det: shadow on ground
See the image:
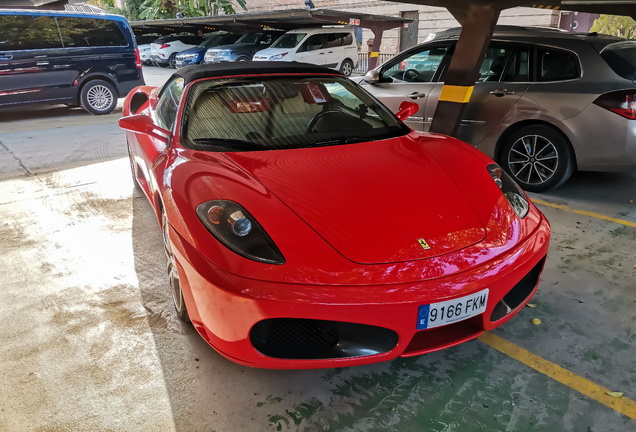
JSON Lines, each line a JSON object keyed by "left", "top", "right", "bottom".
{"left": 130, "top": 181, "right": 634, "bottom": 432}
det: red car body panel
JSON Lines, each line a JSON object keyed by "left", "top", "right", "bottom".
{"left": 121, "top": 70, "right": 551, "bottom": 369}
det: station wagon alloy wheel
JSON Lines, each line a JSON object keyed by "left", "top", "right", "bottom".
{"left": 501, "top": 124, "right": 574, "bottom": 193}
{"left": 508, "top": 135, "right": 559, "bottom": 186}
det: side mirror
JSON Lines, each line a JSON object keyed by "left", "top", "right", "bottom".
{"left": 119, "top": 114, "right": 171, "bottom": 144}
{"left": 396, "top": 101, "right": 419, "bottom": 121}
{"left": 123, "top": 85, "right": 156, "bottom": 116}
{"left": 363, "top": 69, "right": 380, "bottom": 84}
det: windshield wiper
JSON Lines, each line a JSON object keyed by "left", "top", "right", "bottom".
{"left": 303, "top": 136, "right": 367, "bottom": 148}
{"left": 193, "top": 138, "right": 264, "bottom": 151}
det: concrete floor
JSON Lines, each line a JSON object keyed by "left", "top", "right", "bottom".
{"left": 0, "top": 66, "right": 635, "bottom": 432}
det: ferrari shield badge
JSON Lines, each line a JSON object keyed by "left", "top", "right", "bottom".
{"left": 417, "top": 239, "right": 431, "bottom": 250}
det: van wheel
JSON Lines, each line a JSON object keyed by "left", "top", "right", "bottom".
{"left": 500, "top": 124, "right": 575, "bottom": 192}
{"left": 340, "top": 59, "right": 354, "bottom": 76}
{"left": 81, "top": 80, "right": 117, "bottom": 115}
{"left": 169, "top": 53, "right": 177, "bottom": 69}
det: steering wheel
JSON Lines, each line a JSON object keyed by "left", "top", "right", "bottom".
{"left": 306, "top": 110, "right": 343, "bottom": 133}
{"left": 403, "top": 69, "right": 421, "bottom": 82}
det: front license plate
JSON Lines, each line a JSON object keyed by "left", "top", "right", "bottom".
{"left": 417, "top": 289, "right": 489, "bottom": 330}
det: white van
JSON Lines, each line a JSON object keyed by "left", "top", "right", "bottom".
{"left": 253, "top": 27, "right": 358, "bottom": 76}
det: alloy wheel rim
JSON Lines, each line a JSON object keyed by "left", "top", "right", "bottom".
{"left": 342, "top": 62, "right": 352, "bottom": 76}
{"left": 508, "top": 135, "right": 559, "bottom": 185}
{"left": 86, "top": 85, "right": 113, "bottom": 111}
{"left": 163, "top": 214, "right": 183, "bottom": 313}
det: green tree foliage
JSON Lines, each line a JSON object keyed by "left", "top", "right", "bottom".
{"left": 137, "top": 0, "right": 246, "bottom": 20}
{"left": 590, "top": 14, "right": 636, "bottom": 39}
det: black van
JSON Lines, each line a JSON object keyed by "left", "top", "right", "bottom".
{"left": 0, "top": 10, "right": 145, "bottom": 115}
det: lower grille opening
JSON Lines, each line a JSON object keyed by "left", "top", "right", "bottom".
{"left": 250, "top": 318, "right": 398, "bottom": 360}
{"left": 490, "top": 256, "right": 546, "bottom": 322}
{"left": 402, "top": 315, "right": 483, "bottom": 357}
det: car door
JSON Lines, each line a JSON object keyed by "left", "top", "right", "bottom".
{"left": 324, "top": 32, "right": 345, "bottom": 69}
{"left": 456, "top": 43, "right": 531, "bottom": 145}
{"left": 133, "top": 77, "right": 184, "bottom": 194}
{"left": 0, "top": 13, "right": 65, "bottom": 106}
{"left": 295, "top": 34, "right": 327, "bottom": 65}
{"left": 361, "top": 43, "right": 450, "bottom": 131}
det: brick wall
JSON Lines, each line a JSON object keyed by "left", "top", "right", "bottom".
{"left": 236, "top": 1, "right": 561, "bottom": 54}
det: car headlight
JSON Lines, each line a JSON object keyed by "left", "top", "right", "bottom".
{"left": 487, "top": 164, "right": 529, "bottom": 218}
{"left": 196, "top": 200, "right": 284, "bottom": 264}
{"left": 269, "top": 52, "right": 288, "bottom": 60}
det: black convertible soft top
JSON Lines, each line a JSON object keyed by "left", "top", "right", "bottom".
{"left": 174, "top": 61, "right": 343, "bottom": 85}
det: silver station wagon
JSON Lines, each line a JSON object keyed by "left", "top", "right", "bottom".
{"left": 358, "top": 26, "right": 636, "bottom": 192}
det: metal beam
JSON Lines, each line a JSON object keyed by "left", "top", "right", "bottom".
{"left": 429, "top": 3, "right": 500, "bottom": 137}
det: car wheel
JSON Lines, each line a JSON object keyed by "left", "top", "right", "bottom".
{"left": 80, "top": 79, "right": 117, "bottom": 115}
{"left": 236, "top": 56, "right": 249, "bottom": 62}
{"left": 127, "top": 140, "right": 141, "bottom": 191}
{"left": 162, "top": 211, "right": 190, "bottom": 322}
{"left": 501, "top": 124, "right": 575, "bottom": 192}
{"left": 169, "top": 53, "right": 178, "bottom": 69}
{"left": 340, "top": 59, "right": 354, "bottom": 77}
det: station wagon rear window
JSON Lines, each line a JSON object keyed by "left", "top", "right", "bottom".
{"left": 601, "top": 42, "right": 636, "bottom": 81}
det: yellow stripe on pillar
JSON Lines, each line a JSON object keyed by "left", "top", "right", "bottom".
{"left": 370, "top": 52, "right": 379, "bottom": 58}
{"left": 439, "top": 85, "right": 474, "bottom": 103}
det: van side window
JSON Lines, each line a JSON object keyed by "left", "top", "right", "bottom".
{"left": 0, "top": 15, "right": 62, "bottom": 50}
{"left": 502, "top": 47, "right": 530, "bottom": 82}
{"left": 325, "top": 33, "right": 353, "bottom": 48}
{"left": 156, "top": 78, "right": 185, "bottom": 132}
{"left": 300, "top": 34, "right": 324, "bottom": 52}
{"left": 56, "top": 17, "right": 127, "bottom": 47}
{"left": 537, "top": 49, "right": 579, "bottom": 81}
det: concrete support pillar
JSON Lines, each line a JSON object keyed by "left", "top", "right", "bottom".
{"left": 429, "top": 3, "right": 500, "bottom": 137}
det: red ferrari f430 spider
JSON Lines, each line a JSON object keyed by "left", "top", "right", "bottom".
{"left": 119, "top": 62, "right": 550, "bottom": 369}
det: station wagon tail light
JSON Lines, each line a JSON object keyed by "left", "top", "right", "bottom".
{"left": 196, "top": 200, "right": 284, "bottom": 264}
{"left": 134, "top": 48, "right": 142, "bottom": 68}
{"left": 488, "top": 164, "right": 529, "bottom": 218}
{"left": 593, "top": 90, "right": 636, "bottom": 119}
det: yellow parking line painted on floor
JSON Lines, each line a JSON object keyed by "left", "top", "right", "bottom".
{"left": 532, "top": 198, "right": 636, "bottom": 228}
{"left": 478, "top": 332, "right": 636, "bottom": 419}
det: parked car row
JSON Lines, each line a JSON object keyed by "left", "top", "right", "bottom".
{"left": 136, "top": 27, "right": 358, "bottom": 76}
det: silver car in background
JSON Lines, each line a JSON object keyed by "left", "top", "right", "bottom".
{"left": 358, "top": 26, "right": 636, "bottom": 192}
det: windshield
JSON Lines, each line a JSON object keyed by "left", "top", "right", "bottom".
{"left": 601, "top": 42, "right": 636, "bottom": 81}
{"left": 199, "top": 36, "right": 221, "bottom": 48}
{"left": 182, "top": 76, "right": 409, "bottom": 152}
{"left": 235, "top": 32, "right": 262, "bottom": 45}
{"left": 271, "top": 33, "right": 306, "bottom": 49}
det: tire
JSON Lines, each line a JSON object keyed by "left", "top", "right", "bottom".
{"left": 169, "top": 53, "right": 177, "bottom": 69}
{"left": 80, "top": 79, "right": 117, "bottom": 115}
{"left": 162, "top": 211, "right": 190, "bottom": 322}
{"left": 500, "top": 124, "right": 575, "bottom": 192}
{"left": 127, "top": 140, "right": 141, "bottom": 191}
{"left": 236, "top": 56, "right": 249, "bottom": 62}
{"left": 340, "top": 59, "right": 354, "bottom": 77}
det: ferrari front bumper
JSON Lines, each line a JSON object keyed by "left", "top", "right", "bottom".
{"left": 169, "top": 215, "right": 551, "bottom": 369}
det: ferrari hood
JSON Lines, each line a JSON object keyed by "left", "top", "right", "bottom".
{"left": 224, "top": 136, "right": 486, "bottom": 264}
